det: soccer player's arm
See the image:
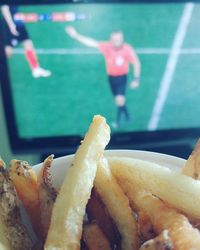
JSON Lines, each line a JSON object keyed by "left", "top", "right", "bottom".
{"left": 66, "top": 26, "right": 99, "bottom": 48}
{"left": 1, "top": 5, "right": 19, "bottom": 36}
{"left": 129, "top": 47, "right": 141, "bottom": 89}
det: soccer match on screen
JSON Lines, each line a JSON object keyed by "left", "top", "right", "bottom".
{"left": 1, "top": 3, "right": 199, "bottom": 139}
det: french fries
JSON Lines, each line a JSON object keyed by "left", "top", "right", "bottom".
{"left": 45, "top": 115, "right": 110, "bottom": 250}
{"left": 112, "top": 173, "right": 200, "bottom": 249}
{"left": 2, "top": 116, "right": 200, "bottom": 250}
{"left": 109, "top": 157, "right": 200, "bottom": 219}
{"left": 110, "top": 156, "right": 200, "bottom": 249}
{"left": 94, "top": 157, "right": 139, "bottom": 250}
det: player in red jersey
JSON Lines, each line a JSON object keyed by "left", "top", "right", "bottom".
{"left": 1, "top": 5, "right": 51, "bottom": 78}
{"left": 66, "top": 26, "right": 141, "bottom": 128}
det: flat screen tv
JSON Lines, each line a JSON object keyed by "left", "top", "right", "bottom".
{"left": 0, "top": 0, "right": 199, "bottom": 157}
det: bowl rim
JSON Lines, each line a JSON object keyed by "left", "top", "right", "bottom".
{"left": 33, "top": 149, "right": 186, "bottom": 173}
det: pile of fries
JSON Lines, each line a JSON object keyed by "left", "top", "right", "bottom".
{"left": 1, "top": 115, "right": 200, "bottom": 250}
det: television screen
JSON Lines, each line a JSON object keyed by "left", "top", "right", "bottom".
{"left": 0, "top": 1, "right": 199, "bottom": 154}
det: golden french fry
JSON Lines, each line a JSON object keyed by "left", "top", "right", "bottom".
{"left": 86, "top": 188, "right": 120, "bottom": 248}
{"left": 95, "top": 157, "right": 139, "bottom": 250}
{"left": 109, "top": 157, "right": 200, "bottom": 219}
{"left": 83, "top": 223, "right": 111, "bottom": 250}
{"left": 37, "top": 154, "right": 58, "bottom": 242}
{"left": 0, "top": 158, "right": 33, "bottom": 250}
{"left": 45, "top": 115, "right": 110, "bottom": 250}
{"left": 182, "top": 139, "right": 200, "bottom": 179}
{"left": 112, "top": 171, "right": 200, "bottom": 249}
{"left": 9, "top": 159, "right": 42, "bottom": 238}
{"left": 182, "top": 139, "right": 200, "bottom": 229}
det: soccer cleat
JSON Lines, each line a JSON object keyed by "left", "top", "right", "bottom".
{"left": 32, "top": 67, "right": 51, "bottom": 78}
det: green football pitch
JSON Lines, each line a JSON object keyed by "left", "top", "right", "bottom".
{"left": 7, "top": 2, "right": 200, "bottom": 138}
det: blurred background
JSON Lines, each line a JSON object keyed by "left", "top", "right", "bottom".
{"left": 0, "top": 0, "right": 199, "bottom": 165}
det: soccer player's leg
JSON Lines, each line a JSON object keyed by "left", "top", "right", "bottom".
{"left": 23, "top": 39, "right": 51, "bottom": 78}
{"left": 108, "top": 76, "right": 119, "bottom": 128}
{"left": 18, "top": 23, "right": 51, "bottom": 78}
{"left": 115, "top": 94, "right": 130, "bottom": 126}
{"left": 109, "top": 75, "right": 130, "bottom": 128}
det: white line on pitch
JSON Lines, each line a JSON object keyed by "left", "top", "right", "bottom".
{"left": 13, "top": 47, "right": 200, "bottom": 55}
{"left": 148, "top": 3, "right": 194, "bottom": 131}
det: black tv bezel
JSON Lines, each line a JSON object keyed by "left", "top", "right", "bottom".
{"left": 0, "top": 0, "right": 200, "bottom": 156}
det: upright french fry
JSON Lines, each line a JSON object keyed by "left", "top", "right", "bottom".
{"left": 95, "top": 157, "right": 139, "bottom": 250}
{"left": 9, "top": 160, "right": 42, "bottom": 238}
{"left": 45, "top": 115, "right": 110, "bottom": 250}
{"left": 182, "top": 139, "right": 200, "bottom": 179}
{"left": 109, "top": 157, "right": 200, "bottom": 219}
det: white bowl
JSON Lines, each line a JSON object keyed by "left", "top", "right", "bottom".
{"left": 33, "top": 150, "right": 186, "bottom": 189}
